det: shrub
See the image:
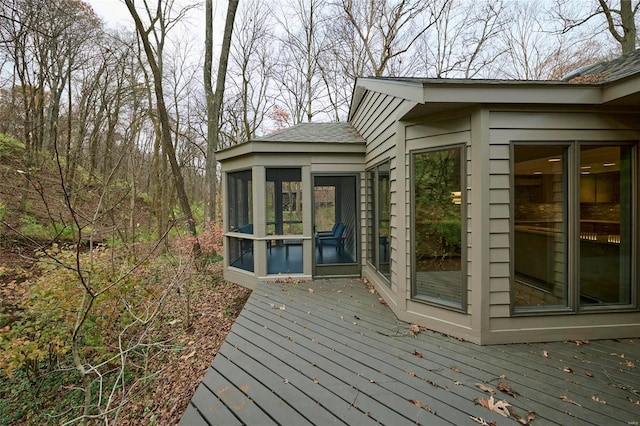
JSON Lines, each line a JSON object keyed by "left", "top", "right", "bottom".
{"left": 0, "top": 245, "right": 161, "bottom": 379}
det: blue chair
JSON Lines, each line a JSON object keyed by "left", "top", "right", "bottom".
{"left": 316, "top": 222, "right": 345, "bottom": 255}
{"left": 316, "top": 222, "right": 340, "bottom": 238}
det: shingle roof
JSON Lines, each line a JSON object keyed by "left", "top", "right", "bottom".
{"left": 563, "top": 48, "right": 640, "bottom": 83}
{"left": 255, "top": 122, "right": 365, "bottom": 143}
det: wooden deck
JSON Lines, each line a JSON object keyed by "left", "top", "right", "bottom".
{"left": 180, "top": 279, "right": 640, "bottom": 425}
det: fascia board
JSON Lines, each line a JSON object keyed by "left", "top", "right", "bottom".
{"left": 422, "top": 83, "right": 602, "bottom": 105}
{"left": 601, "top": 75, "right": 640, "bottom": 104}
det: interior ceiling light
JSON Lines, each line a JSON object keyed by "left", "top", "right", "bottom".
{"left": 548, "top": 158, "right": 561, "bottom": 162}
{"left": 581, "top": 165, "right": 591, "bottom": 169}
{"left": 603, "top": 162, "right": 616, "bottom": 167}
{"left": 533, "top": 171, "right": 542, "bottom": 175}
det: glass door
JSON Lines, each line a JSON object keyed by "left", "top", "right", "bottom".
{"left": 313, "top": 175, "right": 360, "bottom": 276}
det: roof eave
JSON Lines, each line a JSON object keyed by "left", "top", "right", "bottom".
{"left": 217, "top": 140, "right": 366, "bottom": 162}
{"left": 601, "top": 73, "right": 640, "bottom": 104}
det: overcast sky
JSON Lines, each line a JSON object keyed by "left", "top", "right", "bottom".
{"left": 85, "top": 0, "right": 226, "bottom": 45}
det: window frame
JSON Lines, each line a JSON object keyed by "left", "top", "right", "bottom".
{"left": 366, "top": 160, "right": 392, "bottom": 284}
{"left": 510, "top": 141, "right": 638, "bottom": 316}
{"left": 410, "top": 144, "right": 467, "bottom": 312}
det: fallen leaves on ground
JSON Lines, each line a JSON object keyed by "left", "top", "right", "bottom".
{"left": 511, "top": 408, "right": 535, "bottom": 425}
{"left": 591, "top": 396, "right": 607, "bottom": 404}
{"left": 474, "top": 395, "right": 511, "bottom": 417}
{"left": 469, "top": 415, "right": 497, "bottom": 425}
{"left": 584, "top": 370, "right": 594, "bottom": 377}
{"left": 450, "top": 365, "right": 461, "bottom": 373}
{"left": 560, "top": 395, "right": 581, "bottom": 406}
{"left": 412, "top": 349, "right": 423, "bottom": 358}
{"left": 410, "top": 324, "right": 420, "bottom": 336}
{"left": 308, "top": 288, "right": 314, "bottom": 293}
{"left": 543, "top": 350, "right": 549, "bottom": 358}
{"left": 563, "top": 366, "right": 574, "bottom": 374}
{"left": 475, "top": 383, "right": 496, "bottom": 394}
{"left": 497, "top": 382, "right": 520, "bottom": 397}
{"left": 409, "top": 399, "right": 432, "bottom": 412}
{"left": 378, "top": 297, "right": 388, "bottom": 306}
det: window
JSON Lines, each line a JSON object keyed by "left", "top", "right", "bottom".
{"left": 227, "top": 170, "right": 252, "bottom": 232}
{"left": 227, "top": 170, "right": 253, "bottom": 272}
{"left": 265, "top": 168, "right": 303, "bottom": 274}
{"left": 366, "top": 161, "right": 391, "bottom": 282}
{"left": 513, "top": 143, "right": 635, "bottom": 312}
{"left": 412, "top": 147, "right": 465, "bottom": 309}
{"left": 266, "top": 168, "right": 302, "bottom": 235}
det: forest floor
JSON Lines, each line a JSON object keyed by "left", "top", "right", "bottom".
{"left": 0, "top": 240, "right": 251, "bottom": 425}
{"left": 0, "top": 136, "right": 252, "bottom": 424}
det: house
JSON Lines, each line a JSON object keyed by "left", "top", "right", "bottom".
{"left": 217, "top": 49, "right": 640, "bottom": 344}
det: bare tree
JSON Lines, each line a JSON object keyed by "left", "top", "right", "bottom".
{"left": 124, "top": 0, "right": 201, "bottom": 257}
{"left": 497, "top": 0, "right": 601, "bottom": 80}
{"left": 417, "top": 0, "right": 507, "bottom": 78}
{"left": 554, "top": 0, "right": 639, "bottom": 54}
{"left": 204, "top": 0, "right": 239, "bottom": 223}
{"left": 272, "top": 0, "right": 333, "bottom": 124}
{"left": 332, "top": 0, "right": 446, "bottom": 78}
{"left": 225, "top": 0, "right": 274, "bottom": 141}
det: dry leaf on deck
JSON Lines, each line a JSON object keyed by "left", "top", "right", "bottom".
{"left": 563, "top": 366, "right": 574, "bottom": 374}
{"left": 475, "top": 383, "right": 496, "bottom": 394}
{"left": 378, "top": 297, "right": 388, "bottom": 306}
{"left": 450, "top": 365, "right": 461, "bottom": 373}
{"left": 476, "top": 395, "right": 511, "bottom": 417}
{"left": 410, "top": 324, "right": 420, "bottom": 336}
{"left": 308, "top": 288, "right": 314, "bottom": 293}
{"left": 584, "top": 370, "right": 594, "bottom": 377}
{"left": 560, "top": 395, "right": 581, "bottom": 406}
{"left": 412, "top": 349, "right": 423, "bottom": 358}
{"left": 497, "top": 382, "right": 520, "bottom": 397}
{"left": 511, "top": 408, "right": 535, "bottom": 425}
{"left": 591, "top": 396, "right": 606, "bottom": 404}
{"left": 469, "top": 416, "right": 496, "bottom": 426}
{"left": 279, "top": 304, "right": 286, "bottom": 311}
{"left": 409, "top": 399, "right": 422, "bottom": 408}
{"left": 543, "top": 350, "right": 549, "bottom": 358}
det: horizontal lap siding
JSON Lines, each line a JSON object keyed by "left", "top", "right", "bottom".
{"left": 351, "top": 91, "right": 410, "bottom": 295}
{"left": 488, "top": 124, "right": 512, "bottom": 318}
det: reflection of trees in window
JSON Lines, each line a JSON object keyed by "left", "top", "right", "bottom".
{"left": 413, "top": 146, "right": 464, "bottom": 309}
{"left": 414, "top": 148, "right": 462, "bottom": 263}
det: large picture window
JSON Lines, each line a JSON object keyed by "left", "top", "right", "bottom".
{"left": 412, "top": 146, "right": 465, "bottom": 309}
{"left": 513, "top": 143, "right": 635, "bottom": 312}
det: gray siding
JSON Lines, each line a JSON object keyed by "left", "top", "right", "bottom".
{"left": 351, "top": 91, "right": 416, "bottom": 298}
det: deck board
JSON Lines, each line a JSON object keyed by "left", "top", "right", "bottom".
{"left": 181, "top": 279, "right": 640, "bottom": 425}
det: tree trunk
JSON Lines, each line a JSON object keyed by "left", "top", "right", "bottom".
{"left": 125, "top": 0, "right": 201, "bottom": 258}
{"left": 205, "top": 0, "right": 240, "bottom": 223}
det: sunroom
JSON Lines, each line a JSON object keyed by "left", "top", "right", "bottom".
{"left": 218, "top": 123, "right": 365, "bottom": 287}
{"left": 220, "top": 49, "right": 640, "bottom": 344}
